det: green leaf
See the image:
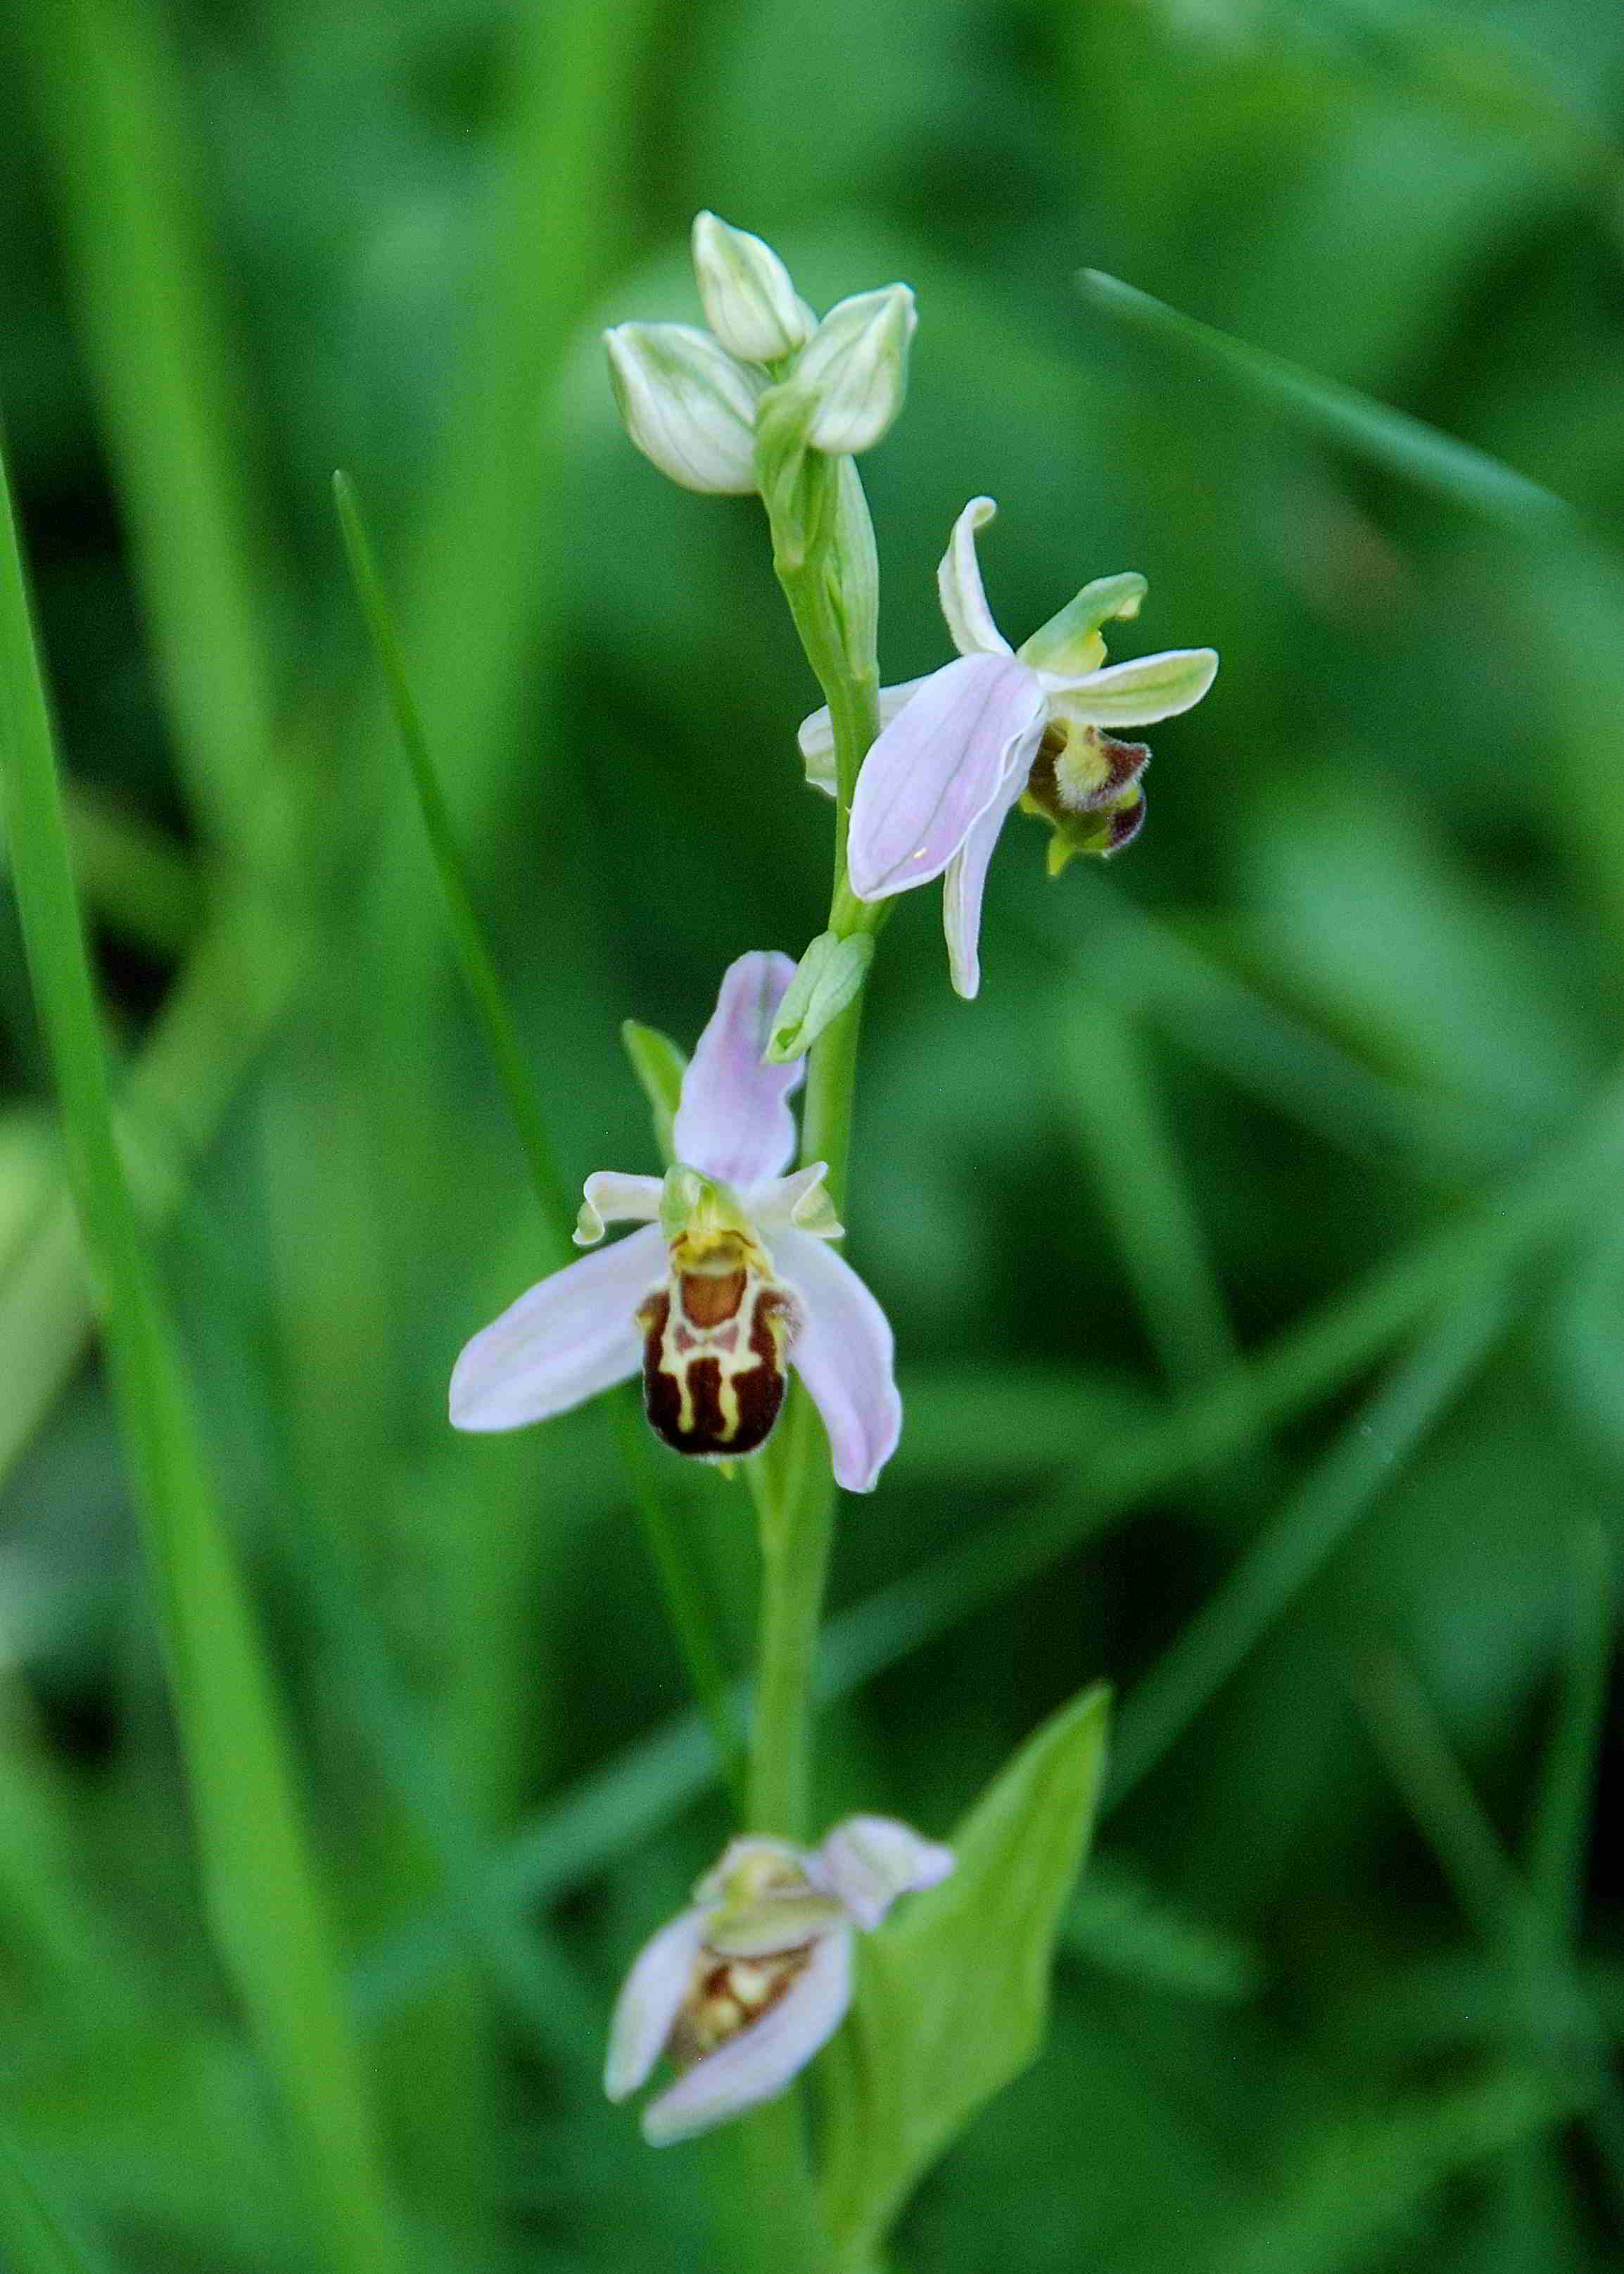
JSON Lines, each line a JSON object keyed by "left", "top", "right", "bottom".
{"left": 0, "top": 378, "right": 403, "bottom": 2274}
{"left": 818, "top": 1684, "right": 1111, "bottom": 2266}
{"left": 763, "top": 931, "right": 875, "bottom": 1063}
{"left": 621, "top": 1019, "right": 690, "bottom": 1165}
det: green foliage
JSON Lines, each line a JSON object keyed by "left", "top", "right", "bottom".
{"left": 819, "top": 1686, "right": 1110, "bottom": 2265}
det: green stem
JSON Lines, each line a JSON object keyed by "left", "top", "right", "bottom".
{"left": 747, "top": 463, "right": 884, "bottom": 1842}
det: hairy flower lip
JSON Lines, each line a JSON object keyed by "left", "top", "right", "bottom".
{"left": 448, "top": 952, "right": 901, "bottom": 1493}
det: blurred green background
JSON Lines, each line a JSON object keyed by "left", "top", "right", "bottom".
{"left": 4, "top": 0, "right": 1624, "bottom": 2267}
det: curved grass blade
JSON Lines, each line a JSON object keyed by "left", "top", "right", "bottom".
{"left": 0, "top": 2128, "right": 110, "bottom": 2274}
{"left": 1105, "top": 1284, "right": 1509, "bottom": 1807}
{"left": 1355, "top": 1650, "right": 1624, "bottom": 2216}
{"left": 1526, "top": 1520, "right": 1614, "bottom": 1951}
{"left": 333, "top": 471, "right": 743, "bottom": 1802}
{"left": 0, "top": 441, "right": 402, "bottom": 2274}
{"left": 23, "top": 0, "right": 288, "bottom": 864}
{"left": 1078, "top": 270, "right": 1581, "bottom": 543}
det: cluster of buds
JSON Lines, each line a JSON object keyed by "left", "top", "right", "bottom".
{"left": 604, "top": 214, "right": 915, "bottom": 495}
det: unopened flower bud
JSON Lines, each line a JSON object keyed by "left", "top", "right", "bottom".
{"left": 604, "top": 322, "right": 761, "bottom": 494}
{"left": 691, "top": 212, "right": 815, "bottom": 365}
{"left": 792, "top": 286, "right": 917, "bottom": 455}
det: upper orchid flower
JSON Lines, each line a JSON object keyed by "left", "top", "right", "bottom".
{"left": 606, "top": 1816, "right": 954, "bottom": 2144}
{"left": 800, "top": 498, "right": 1219, "bottom": 997}
{"left": 449, "top": 952, "right": 901, "bottom": 1493}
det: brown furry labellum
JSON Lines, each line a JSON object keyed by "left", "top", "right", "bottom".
{"left": 637, "top": 1232, "right": 797, "bottom": 1459}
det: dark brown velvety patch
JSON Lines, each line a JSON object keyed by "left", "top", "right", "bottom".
{"left": 641, "top": 1284, "right": 792, "bottom": 1458}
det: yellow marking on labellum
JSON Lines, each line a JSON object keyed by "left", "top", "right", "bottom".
{"left": 667, "top": 1945, "right": 813, "bottom": 2068}
{"left": 637, "top": 1226, "right": 798, "bottom": 1461}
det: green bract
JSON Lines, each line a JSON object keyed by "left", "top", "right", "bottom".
{"left": 819, "top": 1685, "right": 1112, "bottom": 2265}
{"left": 764, "top": 932, "right": 876, "bottom": 1063}
{"left": 620, "top": 1019, "right": 688, "bottom": 1165}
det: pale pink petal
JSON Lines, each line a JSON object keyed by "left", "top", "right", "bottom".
{"left": 799, "top": 678, "right": 930, "bottom": 797}
{"left": 814, "top": 1817, "right": 956, "bottom": 1931}
{"left": 937, "top": 496, "right": 1010, "bottom": 658}
{"left": 640, "top": 1929, "right": 854, "bottom": 2145}
{"left": 1055, "top": 647, "right": 1218, "bottom": 726}
{"left": 604, "top": 1906, "right": 710, "bottom": 2102}
{"left": 574, "top": 1170, "right": 664, "bottom": 1246}
{"left": 448, "top": 1224, "right": 664, "bottom": 1431}
{"left": 671, "top": 952, "right": 803, "bottom": 1186}
{"left": 846, "top": 653, "right": 1046, "bottom": 902}
{"left": 940, "top": 759, "right": 1029, "bottom": 1000}
{"left": 767, "top": 1230, "right": 900, "bottom": 1493}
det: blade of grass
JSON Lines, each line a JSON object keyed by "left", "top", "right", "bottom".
{"left": 355, "top": 0, "right": 667, "bottom": 1280}
{"left": 0, "top": 891, "right": 312, "bottom": 1494}
{"left": 1031, "top": 884, "right": 1506, "bottom": 1182}
{"left": 1525, "top": 1520, "right": 1614, "bottom": 1952}
{"left": 0, "top": 2128, "right": 109, "bottom": 2274}
{"left": 334, "top": 470, "right": 743, "bottom": 1800}
{"left": 1105, "top": 1286, "right": 1509, "bottom": 1807}
{"left": 356, "top": 1063, "right": 1624, "bottom": 2014}
{"left": 0, "top": 440, "right": 402, "bottom": 2274}
{"left": 1355, "top": 1650, "right": 1624, "bottom": 2216}
{"left": 1060, "top": 992, "right": 1247, "bottom": 1401}
{"left": 1078, "top": 270, "right": 1582, "bottom": 544}
{"left": 23, "top": 0, "right": 288, "bottom": 864}
{"left": 1205, "top": 2068, "right": 1561, "bottom": 2274}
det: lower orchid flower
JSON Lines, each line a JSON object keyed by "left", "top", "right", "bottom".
{"left": 448, "top": 951, "right": 901, "bottom": 1492}
{"left": 606, "top": 1817, "right": 954, "bottom": 2144}
{"left": 800, "top": 496, "right": 1219, "bottom": 997}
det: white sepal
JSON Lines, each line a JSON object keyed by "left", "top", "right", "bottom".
{"left": 604, "top": 322, "right": 762, "bottom": 494}
{"left": 792, "top": 286, "right": 917, "bottom": 455}
{"left": 692, "top": 212, "right": 815, "bottom": 365}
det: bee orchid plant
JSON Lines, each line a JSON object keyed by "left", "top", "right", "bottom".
{"left": 449, "top": 212, "right": 1214, "bottom": 2255}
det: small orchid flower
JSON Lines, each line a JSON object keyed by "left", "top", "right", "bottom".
{"left": 800, "top": 498, "right": 1219, "bottom": 997}
{"left": 606, "top": 1817, "right": 954, "bottom": 2144}
{"left": 449, "top": 952, "right": 901, "bottom": 1493}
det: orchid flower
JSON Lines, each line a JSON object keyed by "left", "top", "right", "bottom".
{"left": 606, "top": 1817, "right": 954, "bottom": 2144}
{"left": 449, "top": 952, "right": 900, "bottom": 1493}
{"left": 800, "top": 497, "right": 1219, "bottom": 997}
